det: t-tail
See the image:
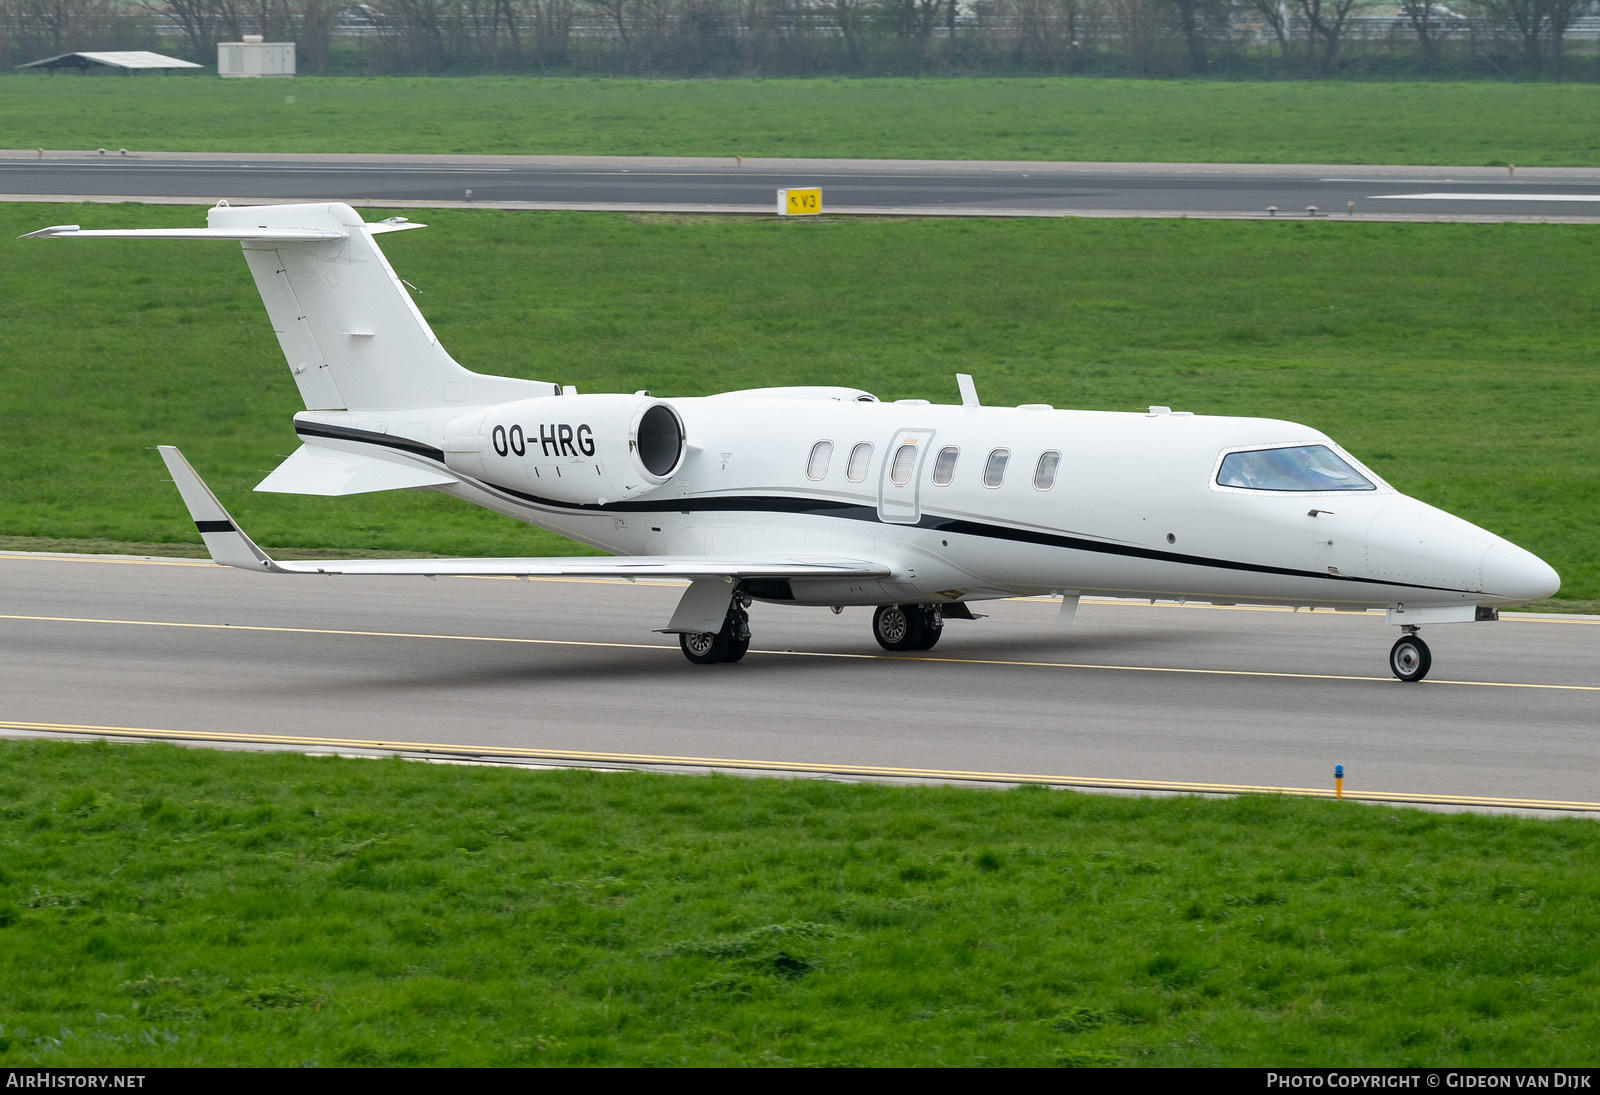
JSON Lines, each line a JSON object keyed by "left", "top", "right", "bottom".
{"left": 24, "top": 201, "right": 555, "bottom": 413}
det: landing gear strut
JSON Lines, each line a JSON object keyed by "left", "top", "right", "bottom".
{"left": 872, "top": 604, "right": 944, "bottom": 652}
{"left": 1389, "top": 626, "right": 1432, "bottom": 683}
{"left": 679, "top": 592, "right": 751, "bottom": 665}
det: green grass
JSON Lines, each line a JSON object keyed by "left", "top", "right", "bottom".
{"left": 4, "top": 76, "right": 1600, "bottom": 164}
{"left": 1, "top": 739, "right": 1598, "bottom": 1066}
{"left": 3, "top": 204, "right": 1595, "bottom": 599}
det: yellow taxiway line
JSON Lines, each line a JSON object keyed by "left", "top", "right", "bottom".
{"left": 3, "top": 611, "right": 1597, "bottom": 691}
{"left": 4, "top": 718, "right": 1597, "bottom": 814}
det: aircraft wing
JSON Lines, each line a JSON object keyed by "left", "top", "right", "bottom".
{"left": 159, "top": 446, "right": 892, "bottom": 581}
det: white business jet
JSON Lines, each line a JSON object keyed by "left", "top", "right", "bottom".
{"left": 26, "top": 202, "right": 1560, "bottom": 681}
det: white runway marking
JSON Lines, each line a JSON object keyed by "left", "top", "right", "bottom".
{"left": 1369, "top": 192, "right": 1600, "bottom": 202}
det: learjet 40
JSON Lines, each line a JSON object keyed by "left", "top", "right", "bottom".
{"left": 25, "top": 202, "right": 1560, "bottom": 680}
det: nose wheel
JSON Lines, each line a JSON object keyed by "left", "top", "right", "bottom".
{"left": 1389, "top": 630, "right": 1432, "bottom": 683}
{"left": 872, "top": 604, "right": 944, "bottom": 652}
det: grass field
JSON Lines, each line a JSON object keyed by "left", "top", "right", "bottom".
{"left": 1, "top": 739, "right": 1598, "bottom": 1066}
{"left": 4, "top": 76, "right": 1600, "bottom": 165}
{"left": 3, "top": 203, "right": 1595, "bottom": 601}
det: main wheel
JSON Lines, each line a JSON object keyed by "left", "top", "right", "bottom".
{"left": 872, "top": 604, "right": 926, "bottom": 652}
{"left": 1389, "top": 634, "right": 1432, "bottom": 683}
{"left": 680, "top": 629, "right": 729, "bottom": 665}
{"left": 913, "top": 607, "right": 944, "bottom": 650}
{"left": 723, "top": 633, "right": 750, "bottom": 663}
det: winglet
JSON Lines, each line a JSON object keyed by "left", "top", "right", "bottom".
{"left": 157, "top": 446, "right": 285, "bottom": 572}
{"left": 19, "top": 224, "right": 81, "bottom": 239}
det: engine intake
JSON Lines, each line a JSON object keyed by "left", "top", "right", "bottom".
{"left": 442, "top": 394, "right": 685, "bottom": 505}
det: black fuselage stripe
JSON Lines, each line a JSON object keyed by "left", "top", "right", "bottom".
{"left": 297, "top": 420, "right": 446, "bottom": 462}
{"left": 295, "top": 422, "right": 1473, "bottom": 595}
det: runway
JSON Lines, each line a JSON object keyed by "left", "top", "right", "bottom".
{"left": 5, "top": 151, "right": 1600, "bottom": 222}
{"left": 4, "top": 553, "right": 1596, "bottom": 813}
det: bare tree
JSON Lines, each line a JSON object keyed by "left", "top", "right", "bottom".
{"left": 882, "top": 0, "right": 954, "bottom": 49}
{"left": 295, "top": 0, "right": 337, "bottom": 71}
{"left": 1291, "top": 0, "right": 1360, "bottom": 74}
{"left": 9, "top": 0, "right": 127, "bottom": 56}
{"left": 140, "top": 0, "right": 224, "bottom": 58}
{"left": 1397, "top": 0, "right": 1445, "bottom": 74}
{"left": 996, "top": 0, "right": 1099, "bottom": 72}
{"left": 1157, "top": 0, "right": 1230, "bottom": 71}
{"left": 817, "top": 0, "right": 871, "bottom": 68}
{"left": 1108, "top": 0, "right": 1171, "bottom": 74}
{"left": 1478, "top": 0, "right": 1583, "bottom": 77}
{"left": 1241, "top": 0, "right": 1293, "bottom": 70}
{"left": 522, "top": 0, "right": 573, "bottom": 69}
{"left": 368, "top": 0, "right": 451, "bottom": 70}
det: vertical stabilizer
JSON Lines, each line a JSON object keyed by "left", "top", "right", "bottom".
{"left": 208, "top": 202, "right": 554, "bottom": 412}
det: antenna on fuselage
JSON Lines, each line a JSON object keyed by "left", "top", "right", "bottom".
{"left": 956, "top": 373, "right": 980, "bottom": 408}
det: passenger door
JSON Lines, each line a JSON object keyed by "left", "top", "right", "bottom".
{"left": 877, "top": 428, "right": 936, "bottom": 524}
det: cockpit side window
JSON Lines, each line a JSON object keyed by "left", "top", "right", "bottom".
{"left": 1216, "top": 445, "right": 1376, "bottom": 492}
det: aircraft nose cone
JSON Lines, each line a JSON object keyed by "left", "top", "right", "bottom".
{"left": 1481, "top": 544, "right": 1560, "bottom": 603}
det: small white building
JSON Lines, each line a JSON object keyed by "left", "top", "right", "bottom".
{"left": 17, "top": 51, "right": 203, "bottom": 74}
{"left": 218, "top": 36, "right": 295, "bottom": 77}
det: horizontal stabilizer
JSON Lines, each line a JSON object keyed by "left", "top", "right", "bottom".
{"left": 256, "top": 444, "right": 457, "bottom": 497}
{"left": 21, "top": 225, "right": 343, "bottom": 242}
{"left": 162, "top": 446, "right": 893, "bottom": 581}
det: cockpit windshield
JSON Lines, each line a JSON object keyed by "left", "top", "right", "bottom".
{"left": 1216, "top": 445, "right": 1376, "bottom": 492}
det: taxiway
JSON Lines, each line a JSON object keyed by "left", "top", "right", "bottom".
{"left": 4, "top": 553, "right": 1595, "bottom": 813}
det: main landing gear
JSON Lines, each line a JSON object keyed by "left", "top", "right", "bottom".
{"left": 1389, "top": 626, "right": 1432, "bottom": 683}
{"left": 679, "top": 594, "right": 751, "bottom": 665}
{"left": 681, "top": 599, "right": 950, "bottom": 664}
{"left": 872, "top": 604, "right": 945, "bottom": 652}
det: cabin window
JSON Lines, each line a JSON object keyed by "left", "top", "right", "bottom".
{"left": 1216, "top": 445, "right": 1376, "bottom": 492}
{"left": 890, "top": 444, "right": 918, "bottom": 485}
{"left": 846, "top": 443, "right": 873, "bottom": 483}
{"left": 983, "top": 448, "right": 1009, "bottom": 488}
{"left": 932, "top": 447, "right": 959, "bottom": 486}
{"left": 806, "top": 440, "right": 834, "bottom": 481}
{"left": 1034, "top": 451, "right": 1060, "bottom": 491}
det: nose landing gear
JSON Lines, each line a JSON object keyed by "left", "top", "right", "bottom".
{"left": 872, "top": 604, "right": 945, "bottom": 652}
{"left": 1389, "top": 626, "right": 1432, "bottom": 683}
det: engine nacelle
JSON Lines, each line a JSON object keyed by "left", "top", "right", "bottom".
{"left": 441, "top": 393, "right": 685, "bottom": 505}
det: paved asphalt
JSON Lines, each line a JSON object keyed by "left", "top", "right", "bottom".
{"left": 4, "top": 553, "right": 1595, "bottom": 812}
{"left": 6, "top": 151, "right": 1600, "bottom": 221}
{"left": 6, "top": 156, "right": 1595, "bottom": 811}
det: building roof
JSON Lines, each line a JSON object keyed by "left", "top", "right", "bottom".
{"left": 17, "top": 51, "right": 204, "bottom": 71}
